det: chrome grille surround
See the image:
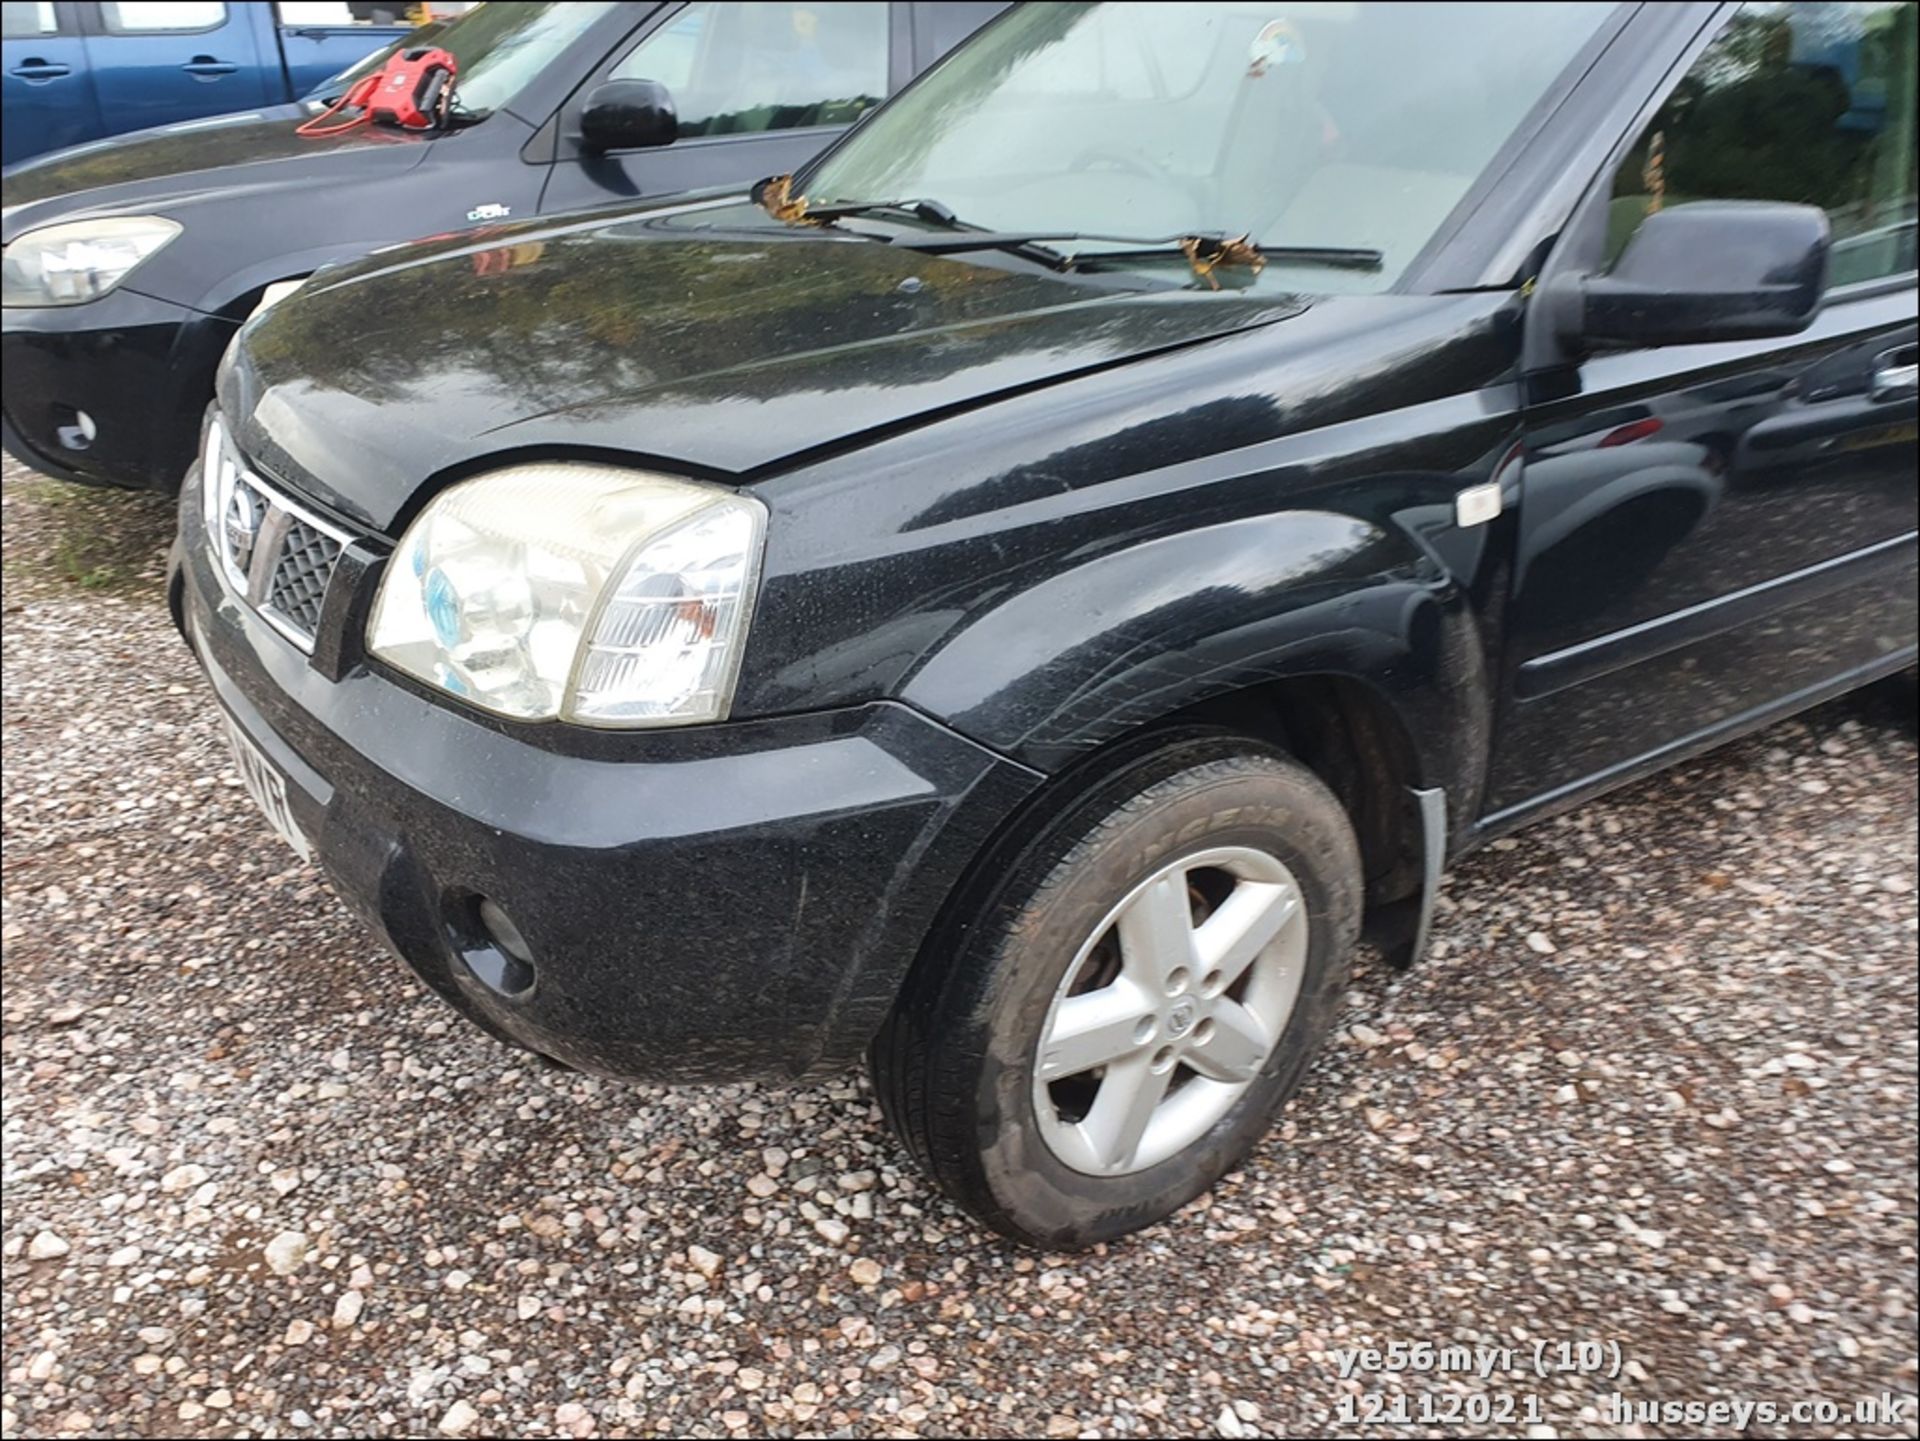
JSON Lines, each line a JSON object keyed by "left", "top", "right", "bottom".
{"left": 206, "top": 425, "right": 354, "bottom": 654}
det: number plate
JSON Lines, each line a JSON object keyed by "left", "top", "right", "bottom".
{"left": 223, "top": 717, "right": 312, "bottom": 862}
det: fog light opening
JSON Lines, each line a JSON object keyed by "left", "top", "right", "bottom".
{"left": 53, "top": 405, "right": 95, "bottom": 452}
{"left": 452, "top": 895, "right": 536, "bottom": 998}
{"left": 479, "top": 898, "right": 533, "bottom": 964}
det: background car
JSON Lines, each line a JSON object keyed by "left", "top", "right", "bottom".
{"left": 0, "top": 1, "right": 467, "bottom": 165}
{"left": 0, "top": 0, "right": 1009, "bottom": 492}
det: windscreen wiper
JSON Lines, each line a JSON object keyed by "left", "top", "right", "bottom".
{"left": 1073, "top": 235, "right": 1383, "bottom": 286}
{"left": 751, "top": 179, "right": 1382, "bottom": 285}
{"left": 805, "top": 196, "right": 967, "bottom": 227}
{"left": 751, "top": 180, "right": 962, "bottom": 230}
{"left": 752, "top": 180, "right": 1081, "bottom": 268}
{"left": 892, "top": 228, "right": 1382, "bottom": 287}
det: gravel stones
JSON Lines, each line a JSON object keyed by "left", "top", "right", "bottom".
{"left": 3, "top": 462, "right": 1916, "bottom": 1436}
{"left": 262, "top": 1232, "right": 308, "bottom": 1277}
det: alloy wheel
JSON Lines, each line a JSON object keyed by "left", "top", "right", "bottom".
{"left": 1031, "top": 845, "right": 1309, "bottom": 1175}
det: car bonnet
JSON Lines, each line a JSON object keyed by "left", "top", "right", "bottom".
{"left": 220, "top": 199, "right": 1310, "bottom": 532}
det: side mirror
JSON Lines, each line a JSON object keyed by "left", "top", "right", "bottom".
{"left": 1573, "top": 201, "right": 1829, "bottom": 347}
{"left": 579, "top": 78, "right": 677, "bottom": 153}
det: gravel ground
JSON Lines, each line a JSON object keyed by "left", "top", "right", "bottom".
{"left": 2, "top": 457, "right": 1916, "bottom": 1440}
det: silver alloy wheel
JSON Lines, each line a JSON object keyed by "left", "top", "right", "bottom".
{"left": 1031, "top": 845, "right": 1309, "bottom": 1176}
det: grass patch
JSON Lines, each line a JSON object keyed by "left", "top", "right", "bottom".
{"left": 1, "top": 467, "right": 176, "bottom": 602}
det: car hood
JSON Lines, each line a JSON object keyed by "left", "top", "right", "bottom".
{"left": 1, "top": 105, "right": 433, "bottom": 238}
{"left": 222, "top": 199, "right": 1309, "bottom": 532}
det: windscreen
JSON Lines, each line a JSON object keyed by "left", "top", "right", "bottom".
{"left": 807, "top": 1, "right": 1618, "bottom": 291}
{"left": 313, "top": 1, "right": 617, "bottom": 118}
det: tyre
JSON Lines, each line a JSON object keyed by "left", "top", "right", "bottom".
{"left": 872, "top": 735, "right": 1363, "bottom": 1248}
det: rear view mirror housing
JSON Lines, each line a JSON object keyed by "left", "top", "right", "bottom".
{"left": 579, "top": 78, "right": 677, "bottom": 153}
{"left": 1566, "top": 201, "right": 1830, "bottom": 348}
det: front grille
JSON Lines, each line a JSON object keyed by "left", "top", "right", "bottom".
{"left": 207, "top": 422, "right": 355, "bottom": 653}
{"left": 267, "top": 516, "right": 344, "bottom": 638}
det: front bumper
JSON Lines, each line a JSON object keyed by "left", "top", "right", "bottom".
{"left": 171, "top": 469, "right": 1041, "bottom": 1083}
{"left": 2, "top": 288, "right": 235, "bottom": 491}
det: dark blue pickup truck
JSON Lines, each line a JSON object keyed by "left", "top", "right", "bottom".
{"left": 0, "top": 2, "right": 461, "bottom": 166}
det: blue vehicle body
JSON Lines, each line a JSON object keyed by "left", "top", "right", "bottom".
{"left": 1, "top": 2, "right": 412, "bottom": 166}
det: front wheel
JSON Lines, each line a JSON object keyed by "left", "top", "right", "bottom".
{"left": 871, "top": 737, "right": 1362, "bottom": 1248}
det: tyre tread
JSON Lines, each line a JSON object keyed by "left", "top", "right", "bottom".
{"left": 872, "top": 737, "right": 1361, "bottom": 1245}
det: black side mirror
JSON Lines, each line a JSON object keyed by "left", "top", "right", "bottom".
{"left": 579, "top": 78, "right": 677, "bottom": 153}
{"left": 1573, "top": 201, "right": 1829, "bottom": 347}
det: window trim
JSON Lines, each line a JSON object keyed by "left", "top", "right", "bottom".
{"left": 644, "top": 119, "right": 856, "bottom": 153}
{"left": 908, "top": 0, "right": 1003, "bottom": 74}
{"left": 1825, "top": 268, "right": 1920, "bottom": 307}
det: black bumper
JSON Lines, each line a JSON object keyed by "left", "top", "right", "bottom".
{"left": 2, "top": 288, "right": 235, "bottom": 491}
{"left": 171, "top": 473, "right": 1041, "bottom": 1083}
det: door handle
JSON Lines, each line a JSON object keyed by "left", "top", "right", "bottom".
{"left": 181, "top": 57, "right": 238, "bottom": 77}
{"left": 10, "top": 60, "right": 72, "bottom": 80}
{"left": 1871, "top": 348, "right": 1918, "bottom": 402}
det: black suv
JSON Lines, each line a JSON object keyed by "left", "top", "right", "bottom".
{"left": 173, "top": 0, "right": 1918, "bottom": 1247}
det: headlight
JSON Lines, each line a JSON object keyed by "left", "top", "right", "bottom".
{"left": 200, "top": 413, "right": 232, "bottom": 530}
{"left": 198, "top": 413, "right": 249, "bottom": 587}
{"left": 367, "top": 463, "right": 766, "bottom": 728}
{"left": 1, "top": 216, "right": 182, "bottom": 307}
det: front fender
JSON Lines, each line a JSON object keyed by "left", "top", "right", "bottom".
{"left": 898, "top": 508, "right": 1491, "bottom": 811}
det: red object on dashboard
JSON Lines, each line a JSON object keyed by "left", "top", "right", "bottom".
{"left": 297, "top": 47, "right": 457, "bottom": 138}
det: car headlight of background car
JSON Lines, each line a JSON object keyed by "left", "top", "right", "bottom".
{"left": 367, "top": 463, "right": 767, "bottom": 728}
{"left": 1, "top": 216, "right": 182, "bottom": 307}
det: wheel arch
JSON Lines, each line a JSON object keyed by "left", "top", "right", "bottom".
{"left": 896, "top": 664, "right": 1468, "bottom": 1052}
{"left": 896, "top": 509, "right": 1492, "bottom": 854}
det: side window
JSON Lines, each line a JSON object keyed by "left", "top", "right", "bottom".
{"left": 1, "top": 1, "right": 59, "bottom": 38}
{"left": 99, "top": 2, "right": 228, "bottom": 33}
{"left": 1609, "top": 1, "right": 1918, "bottom": 287}
{"left": 612, "top": 1, "right": 889, "bottom": 140}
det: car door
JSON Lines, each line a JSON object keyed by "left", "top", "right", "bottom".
{"left": 2, "top": 0, "right": 98, "bottom": 162}
{"left": 79, "top": 0, "right": 272, "bottom": 138}
{"left": 535, "top": 0, "right": 905, "bottom": 215}
{"left": 1487, "top": 0, "right": 1919, "bottom": 820}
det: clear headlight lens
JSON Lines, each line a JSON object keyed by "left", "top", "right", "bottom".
{"left": 200, "top": 414, "right": 232, "bottom": 528}
{"left": 1, "top": 216, "right": 182, "bottom": 307}
{"left": 198, "top": 414, "right": 256, "bottom": 592}
{"left": 367, "top": 463, "right": 766, "bottom": 728}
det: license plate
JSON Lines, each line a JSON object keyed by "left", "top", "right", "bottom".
{"left": 223, "top": 717, "right": 313, "bottom": 863}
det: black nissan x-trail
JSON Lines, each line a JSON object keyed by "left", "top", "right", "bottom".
{"left": 174, "top": 0, "right": 1920, "bottom": 1245}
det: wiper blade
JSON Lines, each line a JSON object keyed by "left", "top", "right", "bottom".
{"left": 1075, "top": 237, "right": 1384, "bottom": 282}
{"left": 747, "top": 179, "right": 1382, "bottom": 285}
{"left": 752, "top": 178, "right": 965, "bottom": 230}
{"left": 750, "top": 180, "right": 1078, "bottom": 267}
{"left": 892, "top": 229, "right": 1381, "bottom": 287}
{"left": 806, "top": 196, "right": 964, "bottom": 227}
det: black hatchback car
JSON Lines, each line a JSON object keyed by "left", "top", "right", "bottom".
{"left": 1, "top": 0, "right": 1004, "bottom": 492}
{"left": 174, "top": 0, "right": 1918, "bottom": 1247}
